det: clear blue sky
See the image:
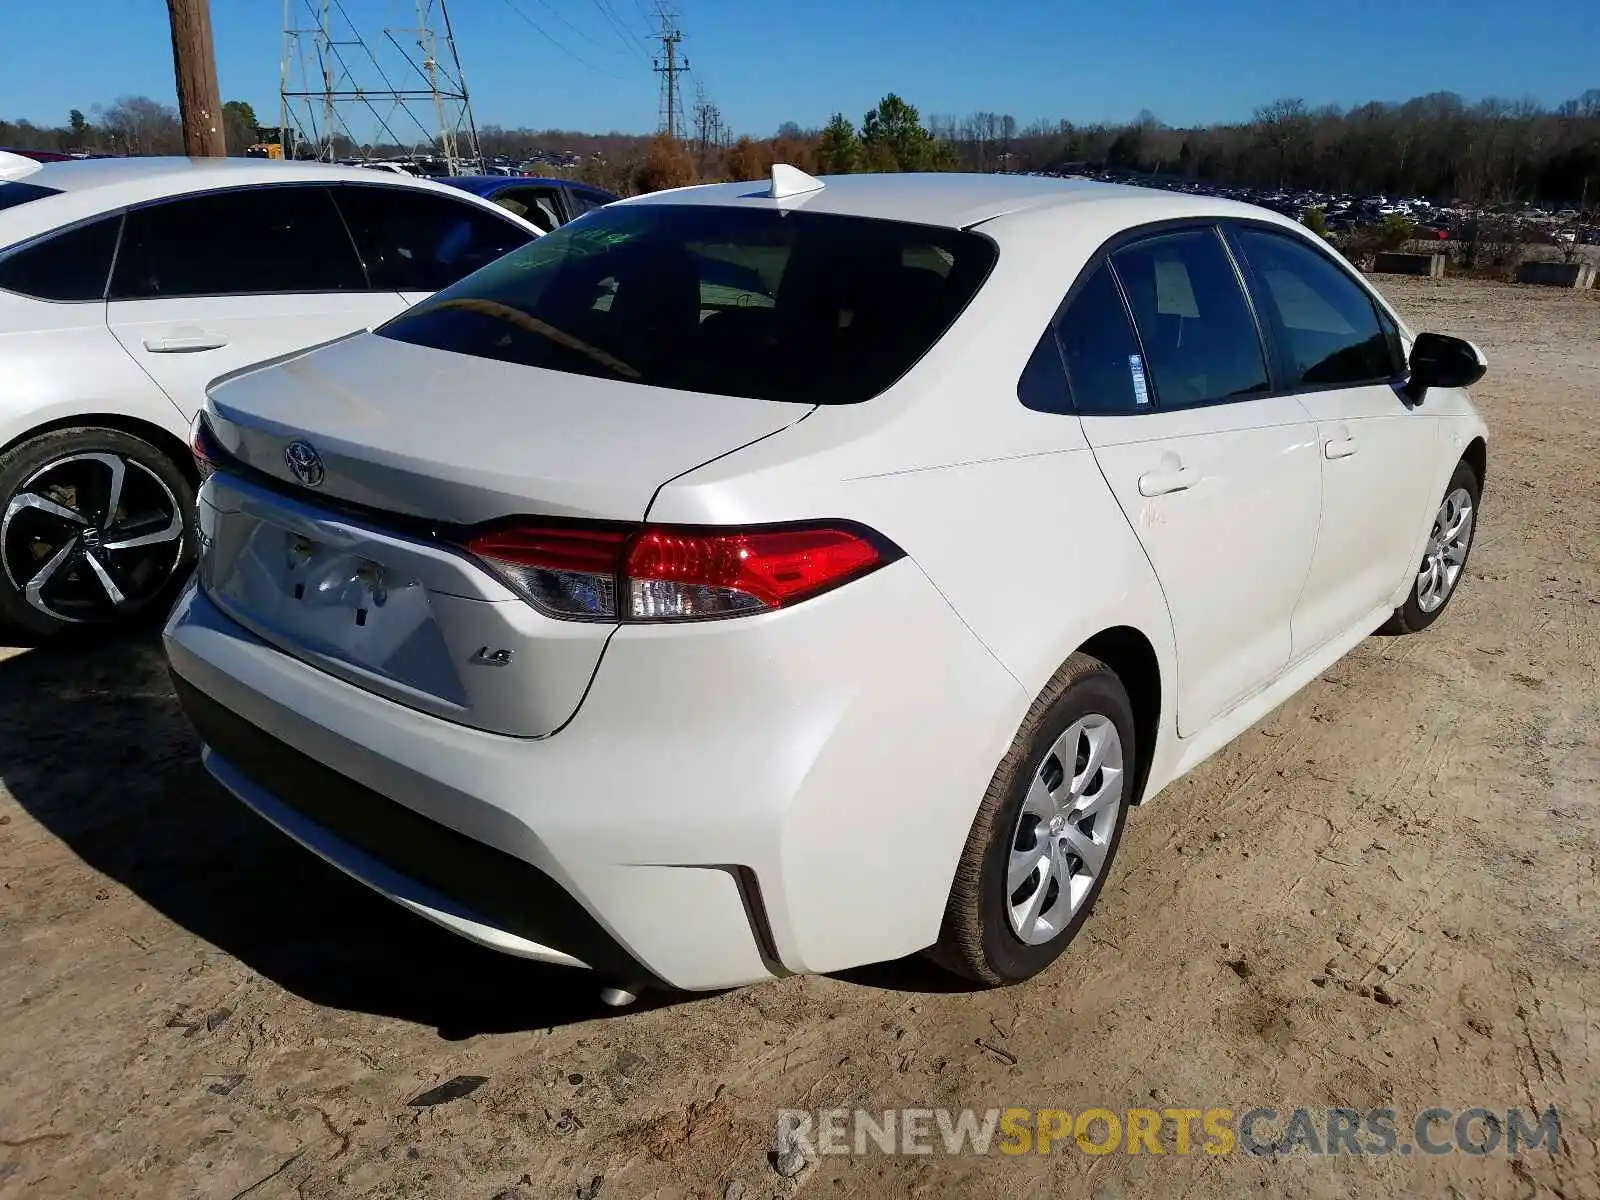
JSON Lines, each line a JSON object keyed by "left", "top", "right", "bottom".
{"left": 8, "top": 0, "right": 1599, "bottom": 137}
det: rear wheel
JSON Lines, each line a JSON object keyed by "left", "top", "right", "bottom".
{"left": 0, "top": 427, "right": 194, "bottom": 641}
{"left": 933, "top": 653, "right": 1135, "bottom": 986}
{"left": 1381, "top": 459, "right": 1479, "bottom": 635}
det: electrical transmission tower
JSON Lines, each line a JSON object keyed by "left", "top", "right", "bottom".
{"left": 279, "top": 0, "right": 481, "bottom": 174}
{"left": 651, "top": 4, "right": 689, "bottom": 142}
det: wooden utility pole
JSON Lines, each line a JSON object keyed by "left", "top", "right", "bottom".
{"left": 167, "top": 0, "right": 227, "bottom": 156}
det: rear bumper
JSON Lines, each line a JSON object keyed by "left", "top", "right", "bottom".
{"left": 164, "top": 562, "right": 1027, "bottom": 990}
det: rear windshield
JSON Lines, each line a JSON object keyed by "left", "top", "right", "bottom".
{"left": 0, "top": 182, "right": 62, "bottom": 214}
{"left": 377, "top": 204, "right": 997, "bottom": 404}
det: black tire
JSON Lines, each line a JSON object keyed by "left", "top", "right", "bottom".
{"left": 932, "top": 653, "right": 1136, "bottom": 986}
{"left": 0, "top": 426, "right": 195, "bottom": 641}
{"left": 1380, "top": 459, "right": 1480, "bottom": 636}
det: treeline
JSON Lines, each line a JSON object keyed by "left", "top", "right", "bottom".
{"left": 7, "top": 86, "right": 1600, "bottom": 206}
{"left": 1, "top": 97, "right": 262, "bottom": 158}
{"left": 594, "top": 88, "right": 1600, "bottom": 206}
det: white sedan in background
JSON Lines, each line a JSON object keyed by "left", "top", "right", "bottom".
{"left": 166, "top": 168, "right": 1487, "bottom": 1000}
{"left": 0, "top": 153, "right": 541, "bottom": 638}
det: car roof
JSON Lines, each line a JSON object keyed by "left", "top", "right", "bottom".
{"left": 0, "top": 156, "right": 543, "bottom": 246}
{"left": 619, "top": 171, "right": 1285, "bottom": 230}
{"left": 445, "top": 174, "right": 567, "bottom": 194}
{"left": 444, "top": 175, "right": 616, "bottom": 200}
{"left": 16, "top": 155, "right": 459, "bottom": 195}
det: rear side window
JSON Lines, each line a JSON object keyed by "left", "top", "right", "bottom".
{"left": 111, "top": 186, "right": 364, "bottom": 299}
{"left": 0, "top": 216, "right": 120, "bottom": 301}
{"left": 334, "top": 186, "right": 534, "bottom": 291}
{"left": 1053, "top": 262, "right": 1145, "bottom": 414}
{"left": 1111, "top": 228, "right": 1269, "bottom": 408}
{"left": 1017, "top": 330, "right": 1071, "bottom": 414}
{"left": 0, "top": 182, "right": 63, "bottom": 212}
{"left": 489, "top": 186, "right": 564, "bottom": 233}
{"left": 568, "top": 188, "right": 609, "bottom": 216}
{"left": 1232, "top": 227, "right": 1398, "bottom": 386}
{"left": 378, "top": 205, "right": 997, "bottom": 404}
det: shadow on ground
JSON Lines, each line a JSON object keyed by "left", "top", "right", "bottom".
{"left": 0, "top": 634, "right": 695, "bottom": 1038}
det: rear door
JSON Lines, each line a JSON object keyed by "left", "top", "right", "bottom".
{"left": 331, "top": 184, "right": 537, "bottom": 309}
{"left": 106, "top": 185, "right": 400, "bottom": 421}
{"left": 1225, "top": 224, "right": 1439, "bottom": 654}
{"left": 1066, "top": 226, "right": 1322, "bottom": 736}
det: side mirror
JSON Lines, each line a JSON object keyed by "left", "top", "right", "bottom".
{"left": 1403, "top": 332, "right": 1487, "bottom": 404}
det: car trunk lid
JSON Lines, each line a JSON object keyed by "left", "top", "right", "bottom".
{"left": 205, "top": 331, "right": 811, "bottom": 526}
{"left": 197, "top": 332, "right": 811, "bottom": 736}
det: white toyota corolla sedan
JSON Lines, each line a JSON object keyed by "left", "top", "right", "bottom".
{"left": 0, "top": 153, "right": 541, "bottom": 639}
{"left": 165, "top": 168, "right": 1488, "bottom": 1000}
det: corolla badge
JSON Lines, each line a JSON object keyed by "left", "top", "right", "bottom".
{"left": 284, "top": 439, "right": 325, "bottom": 488}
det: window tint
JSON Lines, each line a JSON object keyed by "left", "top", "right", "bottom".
{"left": 1234, "top": 228, "right": 1398, "bottom": 386}
{"left": 0, "top": 216, "right": 120, "bottom": 301}
{"left": 1053, "top": 262, "right": 1146, "bottom": 414}
{"left": 378, "top": 205, "right": 996, "bottom": 404}
{"left": 334, "top": 186, "right": 534, "bottom": 291}
{"left": 1017, "top": 329, "right": 1071, "bottom": 414}
{"left": 568, "top": 188, "right": 608, "bottom": 216}
{"left": 1111, "top": 228, "right": 1269, "bottom": 408}
{"left": 0, "top": 182, "right": 63, "bottom": 212}
{"left": 111, "top": 186, "right": 363, "bottom": 299}
{"left": 490, "top": 186, "right": 565, "bottom": 233}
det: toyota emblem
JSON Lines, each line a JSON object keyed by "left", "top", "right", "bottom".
{"left": 284, "top": 439, "right": 325, "bottom": 488}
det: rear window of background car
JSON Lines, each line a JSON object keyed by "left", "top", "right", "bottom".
{"left": 376, "top": 205, "right": 998, "bottom": 405}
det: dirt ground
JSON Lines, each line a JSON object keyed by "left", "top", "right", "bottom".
{"left": 2, "top": 275, "right": 1597, "bottom": 1200}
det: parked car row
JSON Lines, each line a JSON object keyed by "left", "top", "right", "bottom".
{"left": 0, "top": 152, "right": 613, "bottom": 638}
{"left": 1051, "top": 167, "right": 1597, "bottom": 243}
{"left": 4, "top": 157, "right": 1490, "bottom": 1004}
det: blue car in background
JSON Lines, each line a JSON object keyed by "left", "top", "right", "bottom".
{"left": 440, "top": 175, "right": 617, "bottom": 233}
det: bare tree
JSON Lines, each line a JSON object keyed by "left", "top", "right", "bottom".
{"left": 96, "top": 95, "right": 182, "bottom": 155}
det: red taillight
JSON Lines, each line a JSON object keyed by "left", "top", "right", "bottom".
{"left": 189, "top": 411, "right": 220, "bottom": 480}
{"left": 463, "top": 521, "right": 893, "bottom": 622}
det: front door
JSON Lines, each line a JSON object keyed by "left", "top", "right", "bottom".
{"left": 1224, "top": 224, "right": 1441, "bottom": 655}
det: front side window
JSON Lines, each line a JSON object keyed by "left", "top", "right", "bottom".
{"left": 111, "top": 186, "right": 363, "bottom": 299}
{"left": 334, "top": 186, "right": 534, "bottom": 291}
{"left": 1233, "top": 227, "right": 1397, "bottom": 386}
{"left": 0, "top": 215, "right": 121, "bottom": 301}
{"left": 1111, "top": 228, "right": 1269, "bottom": 408}
{"left": 378, "top": 205, "right": 997, "bottom": 404}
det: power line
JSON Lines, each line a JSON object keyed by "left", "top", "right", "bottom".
{"left": 495, "top": 0, "right": 628, "bottom": 81}
{"left": 590, "top": 0, "right": 651, "bottom": 62}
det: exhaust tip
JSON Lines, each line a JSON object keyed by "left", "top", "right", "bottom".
{"left": 599, "top": 984, "right": 640, "bottom": 1008}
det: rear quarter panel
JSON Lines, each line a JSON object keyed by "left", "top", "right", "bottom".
{"left": 648, "top": 199, "right": 1182, "bottom": 795}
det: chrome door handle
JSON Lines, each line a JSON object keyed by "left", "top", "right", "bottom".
{"left": 143, "top": 333, "right": 229, "bottom": 353}
{"left": 1138, "top": 465, "right": 1195, "bottom": 497}
{"left": 1324, "top": 436, "right": 1357, "bottom": 460}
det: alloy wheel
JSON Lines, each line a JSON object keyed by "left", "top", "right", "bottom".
{"left": 1417, "top": 486, "right": 1474, "bottom": 614}
{"left": 1005, "top": 713, "right": 1125, "bottom": 945}
{"left": 0, "top": 451, "right": 185, "bottom": 624}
